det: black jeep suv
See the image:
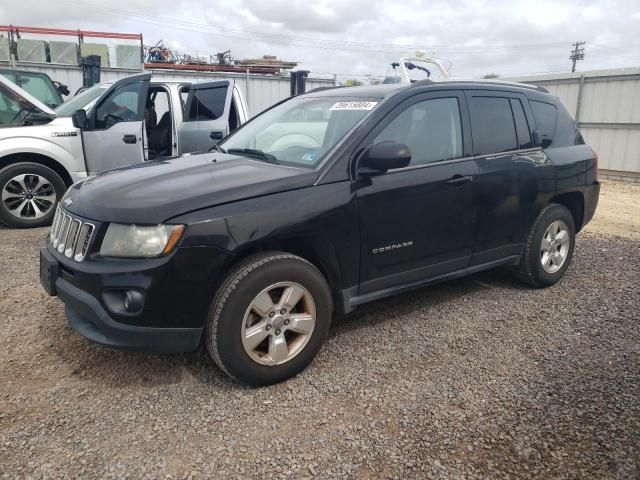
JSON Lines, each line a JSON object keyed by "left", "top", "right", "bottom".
{"left": 40, "top": 80, "right": 599, "bottom": 385}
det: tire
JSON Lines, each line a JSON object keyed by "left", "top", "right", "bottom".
{"left": 0, "top": 162, "right": 66, "bottom": 228}
{"left": 205, "top": 252, "right": 332, "bottom": 386}
{"left": 512, "top": 204, "right": 576, "bottom": 288}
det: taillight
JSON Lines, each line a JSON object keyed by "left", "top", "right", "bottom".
{"left": 590, "top": 147, "right": 598, "bottom": 181}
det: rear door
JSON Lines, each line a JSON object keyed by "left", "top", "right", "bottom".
{"left": 82, "top": 73, "right": 151, "bottom": 174}
{"left": 178, "top": 80, "right": 234, "bottom": 154}
{"left": 466, "top": 90, "right": 549, "bottom": 264}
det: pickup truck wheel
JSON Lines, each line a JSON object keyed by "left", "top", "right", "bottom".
{"left": 205, "top": 252, "right": 332, "bottom": 386}
{"left": 512, "top": 204, "right": 575, "bottom": 287}
{"left": 0, "top": 163, "right": 65, "bottom": 228}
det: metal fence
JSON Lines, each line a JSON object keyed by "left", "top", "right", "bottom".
{"left": 508, "top": 67, "right": 640, "bottom": 181}
{"left": 0, "top": 61, "right": 336, "bottom": 116}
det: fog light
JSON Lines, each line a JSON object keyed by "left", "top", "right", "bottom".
{"left": 102, "top": 289, "right": 145, "bottom": 315}
{"left": 124, "top": 290, "right": 144, "bottom": 313}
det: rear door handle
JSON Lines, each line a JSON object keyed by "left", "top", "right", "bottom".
{"left": 122, "top": 134, "right": 137, "bottom": 144}
{"left": 447, "top": 174, "right": 474, "bottom": 186}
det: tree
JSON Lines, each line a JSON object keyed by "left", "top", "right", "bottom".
{"left": 483, "top": 73, "right": 499, "bottom": 79}
{"left": 343, "top": 79, "right": 364, "bottom": 87}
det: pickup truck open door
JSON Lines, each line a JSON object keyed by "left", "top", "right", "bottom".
{"left": 178, "top": 80, "right": 235, "bottom": 154}
{"left": 81, "top": 73, "right": 151, "bottom": 174}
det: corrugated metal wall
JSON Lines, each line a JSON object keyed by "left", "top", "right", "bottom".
{"left": 0, "top": 62, "right": 335, "bottom": 116}
{"left": 508, "top": 68, "right": 640, "bottom": 177}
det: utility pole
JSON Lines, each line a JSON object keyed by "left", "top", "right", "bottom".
{"left": 569, "top": 41, "right": 585, "bottom": 72}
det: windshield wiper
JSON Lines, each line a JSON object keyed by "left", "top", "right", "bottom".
{"left": 209, "top": 143, "right": 227, "bottom": 153}
{"left": 226, "top": 148, "right": 279, "bottom": 164}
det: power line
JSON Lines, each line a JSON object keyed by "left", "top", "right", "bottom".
{"left": 44, "top": 0, "right": 581, "bottom": 54}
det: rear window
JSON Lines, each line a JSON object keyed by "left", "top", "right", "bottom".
{"left": 530, "top": 100, "right": 558, "bottom": 146}
{"left": 469, "top": 96, "right": 518, "bottom": 155}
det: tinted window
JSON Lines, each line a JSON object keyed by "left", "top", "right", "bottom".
{"left": 95, "top": 82, "right": 143, "bottom": 129}
{"left": 510, "top": 98, "right": 532, "bottom": 149}
{"left": 469, "top": 96, "right": 517, "bottom": 155}
{"left": 185, "top": 85, "right": 227, "bottom": 121}
{"left": 375, "top": 97, "right": 463, "bottom": 165}
{"left": 530, "top": 100, "right": 558, "bottom": 146}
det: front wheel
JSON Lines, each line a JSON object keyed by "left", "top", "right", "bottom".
{"left": 205, "top": 252, "right": 332, "bottom": 386}
{"left": 512, "top": 204, "right": 576, "bottom": 287}
{"left": 0, "top": 162, "right": 66, "bottom": 228}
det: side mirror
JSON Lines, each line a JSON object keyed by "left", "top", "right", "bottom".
{"left": 54, "top": 81, "right": 70, "bottom": 97}
{"left": 359, "top": 141, "right": 411, "bottom": 176}
{"left": 71, "top": 109, "right": 88, "bottom": 129}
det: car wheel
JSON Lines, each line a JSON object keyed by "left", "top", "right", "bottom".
{"left": 205, "top": 252, "right": 332, "bottom": 386}
{"left": 0, "top": 162, "right": 66, "bottom": 228}
{"left": 512, "top": 203, "right": 576, "bottom": 287}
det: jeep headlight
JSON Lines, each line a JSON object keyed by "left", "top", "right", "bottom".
{"left": 99, "top": 224, "right": 185, "bottom": 257}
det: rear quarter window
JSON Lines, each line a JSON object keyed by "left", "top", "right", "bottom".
{"left": 530, "top": 99, "right": 583, "bottom": 147}
{"left": 530, "top": 100, "right": 558, "bottom": 147}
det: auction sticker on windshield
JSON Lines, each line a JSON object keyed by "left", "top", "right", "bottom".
{"left": 330, "top": 101, "right": 378, "bottom": 111}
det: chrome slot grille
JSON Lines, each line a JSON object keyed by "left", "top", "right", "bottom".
{"left": 49, "top": 208, "right": 95, "bottom": 262}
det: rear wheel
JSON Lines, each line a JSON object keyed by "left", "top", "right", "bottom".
{"left": 0, "top": 162, "right": 66, "bottom": 228}
{"left": 512, "top": 204, "right": 576, "bottom": 287}
{"left": 205, "top": 252, "right": 332, "bottom": 386}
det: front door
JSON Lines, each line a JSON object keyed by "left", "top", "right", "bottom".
{"left": 355, "top": 91, "right": 478, "bottom": 295}
{"left": 82, "top": 73, "right": 151, "bottom": 174}
{"left": 178, "top": 80, "right": 234, "bottom": 154}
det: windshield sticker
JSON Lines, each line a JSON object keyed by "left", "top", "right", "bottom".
{"left": 301, "top": 153, "right": 316, "bottom": 162}
{"left": 330, "top": 101, "right": 378, "bottom": 111}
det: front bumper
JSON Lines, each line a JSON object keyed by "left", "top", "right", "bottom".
{"left": 40, "top": 242, "right": 233, "bottom": 353}
{"left": 60, "top": 278, "right": 201, "bottom": 353}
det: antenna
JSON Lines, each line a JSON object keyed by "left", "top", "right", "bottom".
{"left": 569, "top": 41, "right": 585, "bottom": 72}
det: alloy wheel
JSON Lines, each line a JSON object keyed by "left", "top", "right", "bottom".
{"left": 540, "top": 219, "right": 570, "bottom": 274}
{"left": 241, "top": 282, "right": 316, "bottom": 366}
{"left": 1, "top": 174, "right": 57, "bottom": 220}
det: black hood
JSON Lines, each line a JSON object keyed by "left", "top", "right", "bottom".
{"left": 64, "top": 153, "right": 317, "bottom": 224}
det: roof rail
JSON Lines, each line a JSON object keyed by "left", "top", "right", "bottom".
{"left": 409, "top": 78, "right": 549, "bottom": 93}
{"left": 305, "top": 85, "right": 346, "bottom": 94}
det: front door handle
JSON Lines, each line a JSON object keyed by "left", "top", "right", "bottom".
{"left": 210, "top": 131, "right": 223, "bottom": 140}
{"left": 123, "top": 134, "right": 137, "bottom": 144}
{"left": 447, "top": 174, "right": 474, "bottom": 186}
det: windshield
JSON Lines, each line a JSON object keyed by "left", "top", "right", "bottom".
{"left": 54, "top": 83, "right": 110, "bottom": 117}
{"left": 219, "top": 96, "right": 380, "bottom": 168}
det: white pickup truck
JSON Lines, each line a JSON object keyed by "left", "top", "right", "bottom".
{"left": 0, "top": 73, "right": 248, "bottom": 227}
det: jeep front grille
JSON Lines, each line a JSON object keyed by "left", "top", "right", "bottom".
{"left": 49, "top": 208, "right": 95, "bottom": 262}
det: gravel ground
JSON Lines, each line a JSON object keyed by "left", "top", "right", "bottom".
{"left": 1, "top": 193, "right": 639, "bottom": 478}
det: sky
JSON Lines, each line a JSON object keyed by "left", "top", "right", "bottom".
{"left": 2, "top": 0, "right": 640, "bottom": 81}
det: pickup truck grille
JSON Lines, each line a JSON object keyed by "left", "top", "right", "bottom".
{"left": 49, "top": 208, "right": 95, "bottom": 262}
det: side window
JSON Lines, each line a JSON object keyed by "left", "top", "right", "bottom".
{"left": 374, "top": 97, "right": 463, "bottom": 166}
{"left": 469, "top": 96, "right": 518, "bottom": 155}
{"left": 510, "top": 98, "right": 533, "bottom": 149}
{"left": 530, "top": 100, "right": 558, "bottom": 146}
{"left": 185, "top": 86, "right": 227, "bottom": 121}
{"left": 95, "top": 82, "right": 143, "bottom": 129}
